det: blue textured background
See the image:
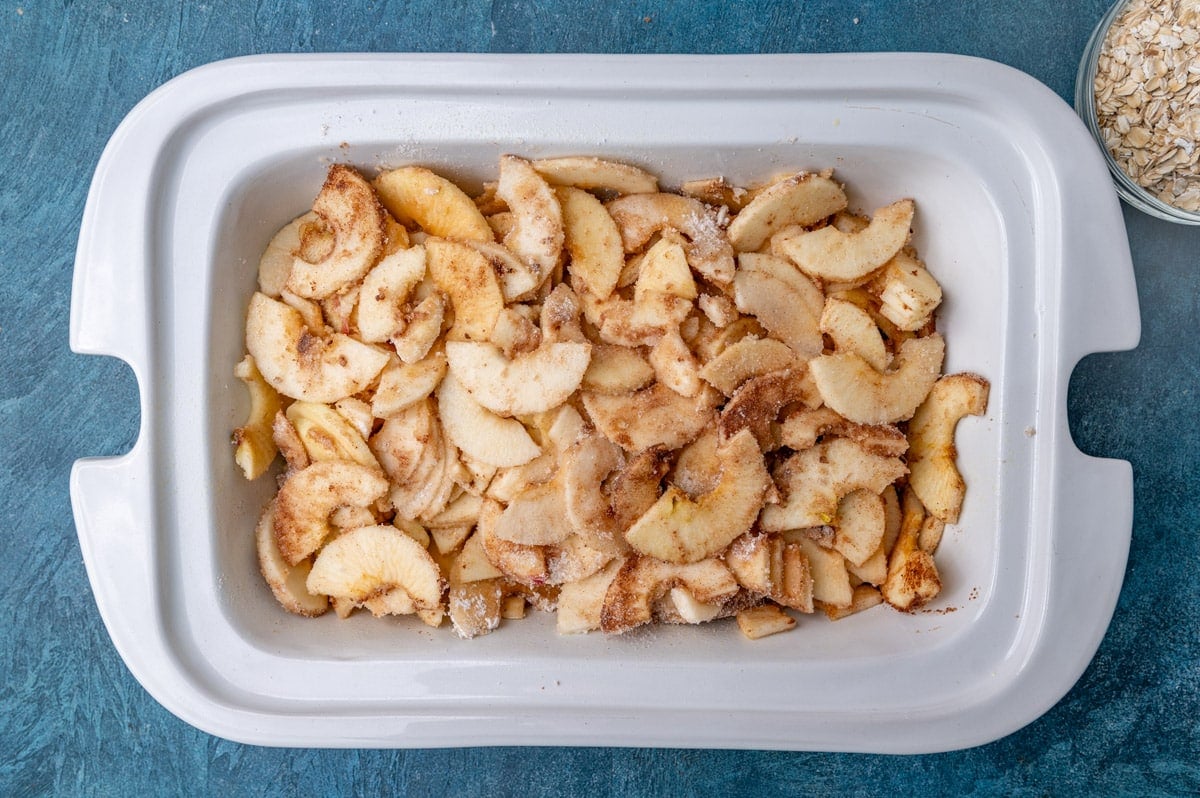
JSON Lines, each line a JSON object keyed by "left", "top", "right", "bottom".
{"left": 3, "top": 1, "right": 1198, "bottom": 795}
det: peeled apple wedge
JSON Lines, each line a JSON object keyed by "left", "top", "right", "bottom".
{"left": 558, "top": 185, "right": 624, "bottom": 301}
{"left": 436, "top": 372, "right": 541, "bottom": 468}
{"left": 306, "top": 524, "right": 445, "bottom": 609}
{"left": 606, "top": 192, "right": 735, "bottom": 284}
{"left": 355, "top": 245, "right": 427, "bottom": 343}
{"left": 600, "top": 555, "right": 740, "bottom": 634}
{"left": 258, "top": 212, "right": 317, "bottom": 298}
{"left": 232, "top": 355, "right": 283, "bottom": 480}
{"left": 286, "top": 164, "right": 386, "bottom": 299}
{"left": 373, "top": 165, "right": 494, "bottom": 242}
{"left": 284, "top": 400, "right": 379, "bottom": 469}
{"left": 497, "top": 154, "right": 564, "bottom": 280}
{"left": 256, "top": 500, "right": 329, "bottom": 617}
{"left": 809, "top": 333, "right": 945, "bottom": 425}
{"left": 581, "top": 382, "right": 716, "bottom": 452}
{"left": 732, "top": 253, "right": 824, "bottom": 358}
{"left": 775, "top": 198, "right": 914, "bottom": 284}
{"left": 625, "top": 429, "right": 770, "bottom": 564}
{"left": 533, "top": 155, "right": 659, "bottom": 195}
{"left": 424, "top": 238, "right": 505, "bottom": 342}
{"left": 273, "top": 459, "right": 390, "bottom": 565}
{"left": 906, "top": 372, "right": 990, "bottom": 523}
{"left": 444, "top": 340, "right": 592, "bottom": 416}
{"left": 245, "top": 292, "right": 389, "bottom": 403}
{"left": 726, "top": 172, "right": 848, "bottom": 252}
{"left": 760, "top": 438, "right": 907, "bottom": 531}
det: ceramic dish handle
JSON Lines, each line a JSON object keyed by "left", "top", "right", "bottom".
{"left": 70, "top": 113, "right": 161, "bottom": 687}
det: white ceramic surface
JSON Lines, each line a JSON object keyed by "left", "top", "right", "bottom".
{"left": 70, "top": 53, "right": 1139, "bottom": 752}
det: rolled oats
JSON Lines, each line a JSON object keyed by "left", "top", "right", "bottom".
{"left": 1094, "top": 0, "right": 1200, "bottom": 212}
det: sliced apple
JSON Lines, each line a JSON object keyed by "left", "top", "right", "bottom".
{"left": 634, "top": 232, "right": 697, "bottom": 301}
{"left": 424, "top": 237, "right": 504, "bottom": 342}
{"left": 606, "top": 192, "right": 735, "bottom": 284}
{"left": 306, "top": 524, "right": 445, "bottom": 609}
{"left": 726, "top": 532, "right": 814, "bottom": 613}
{"left": 494, "top": 477, "right": 572, "bottom": 546}
{"left": 820, "top": 584, "right": 885, "bottom": 621}
{"left": 448, "top": 580, "right": 504, "bottom": 639}
{"left": 444, "top": 340, "right": 591, "bottom": 416}
{"left": 793, "top": 536, "right": 852, "bottom": 608}
{"left": 245, "top": 292, "right": 389, "bottom": 403}
{"left": 558, "top": 185, "right": 624, "bottom": 300}
{"left": 699, "top": 336, "right": 797, "bottom": 396}
{"left": 373, "top": 165, "right": 494, "bottom": 242}
{"left": 600, "top": 555, "right": 739, "bottom": 633}
{"left": 831, "top": 489, "right": 886, "bottom": 567}
{"left": 871, "top": 251, "right": 943, "bottom": 331}
{"left": 232, "top": 355, "right": 283, "bottom": 480}
{"left": 356, "top": 245, "right": 427, "bottom": 343}
{"left": 775, "top": 198, "right": 914, "bottom": 284}
{"left": 735, "top": 604, "right": 796, "bottom": 639}
{"left": 533, "top": 156, "right": 658, "bottom": 195}
{"left": 809, "top": 333, "right": 945, "bottom": 424}
{"left": 463, "top": 239, "right": 544, "bottom": 303}
{"left": 390, "top": 292, "right": 445, "bottom": 364}
{"left": 625, "top": 429, "right": 769, "bottom": 564}
{"left": 760, "top": 438, "right": 906, "bottom": 531}
{"left": 286, "top": 164, "right": 386, "bottom": 299}
{"left": 581, "top": 382, "right": 716, "bottom": 452}
{"left": 581, "top": 344, "right": 655, "bottom": 395}
{"left": 717, "top": 369, "right": 804, "bottom": 450}
{"left": 778, "top": 406, "right": 909, "bottom": 458}
{"left": 726, "top": 171, "right": 848, "bottom": 252}
{"left": 273, "top": 460, "right": 389, "bottom": 565}
{"left": 557, "top": 559, "right": 624, "bottom": 634}
{"left": 284, "top": 400, "right": 379, "bottom": 470}
{"left": 258, "top": 212, "right": 317, "bottom": 298}
{"left": 437, "top": 372, "right": 541, "bottom": 468}
{"left": 648, "top": 328, "right": 702, "bottom": 398}
{"left": 820, "top": 296, "right": 890, "bottom": 373}
{"left": 256, "top": 500, "right": 328, "bottom": 616}
{"left": 371, "top": 351, "right": 447, "bottom": 418}
{"left": 907, "top": 372, "right": 990, "bottom": 523}
{"left": 733, "top": 253, "right": 824, "bottom": 358}
{"left": 882, "top": 490, "right": 942, "bottom": 610}
{"left": 497, "top": 154, "right": 564, "bottom": 280}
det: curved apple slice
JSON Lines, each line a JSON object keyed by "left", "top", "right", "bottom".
{"left": 245, "top": 292, "right": 389, "bottom": 403}
{"left": 373, "top": 165, "right": 494, "bottom": 242}
{"left": 444, "top": 340, "right": 591, "bottom": 416}
{"left": 581, "top": 344, "right": 655, "bottom": 395}
{"left": 232, "top": 355, "right": 283, "bottom": 480}
{"left": 558, "top": 185, "right": 624, "bottom": 300}
{"left": 256, "top": 500, "right": 329, "bottom": 616}
{"left": 371, "top": 351, "right": 447, "bottom": 418}
{"left": 562, "top": 434, "right": 625, "bottom": 543}
{"left": 600, "top": 555, "right": 739, "bottom": 634}
{"left": 532, "top": 156, "right": 658, "bottom": 195}
{"left": 306, "top": 524, "right": 445, "bottom": 609}
{"left": 273, "top": 459, "right": 390, "bottom": 565}
{"left": 699, "top": 336, "right": 797, "bottom": 396}
{"left": 882, "top": 490, "right": 941, "bottom": 610}
{"left": 606, "top": 192, "right": 735, "bottom": 284}
{"left": 832, "top": 489, "right": 886, "bottom": 567}
{"left": 809, "top": 333, "right": 945, "bottom": 424}
{"left": 494, "top": 478, "right": 572, "bottom": 546}
{"left": 258, "top": 212, "right": 317, "bottom": 298}
{"left": 775, "top": 198, "right": 914, "bottom": 283}
{"left": 284, "top": 400, "right": 379, "bottom": 470}
{"left": 733, "top": 253, "right": 825, "bottom": 358}
{"left": 424, "top": 238, "right": 504, "bottom": 342}
{"left": 581, "top": 382, "right": 717, "bottom": 452}
{"left": 906, "top": 372, "right": 990, "bottom": 523}
{"left": 726, "top": 532, "right": 813, "bottom": 612}
{"left": 625, "top": 429, "right": 769, "bottom": 564}
{"left": 464, "top": 239, "right": 543, "bottom": 303}
{"left": 356, "top": 245, "right": 427, "bottom": 343}
{"left": 497, "top": 154, "right": 564, "bottom": 280}
{"left": 726, "top": 172, "right": 848, "bottom": 252}
{"left": 436, "top": 372, "right": 541, "bottom": 468}
{"left": 760, "top": 438, "right": 906, "bottom": 531}
{"left": 820, "top": 296, "right": 890, "bottom": 373}
{"left": 286, "top": 164, "right": 386, "bottom": 299}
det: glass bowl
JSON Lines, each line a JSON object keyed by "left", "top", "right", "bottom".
{"left": 1075, "top": 0, "right": 1200, "bottom": 225}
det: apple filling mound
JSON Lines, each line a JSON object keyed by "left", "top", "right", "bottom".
{"left": 233, "top": 156, "right": 989, "bottom": 640}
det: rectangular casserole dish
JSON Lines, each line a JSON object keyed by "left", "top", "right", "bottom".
{"left": 70, "top": 53, "right": 1139, "bottom": 752}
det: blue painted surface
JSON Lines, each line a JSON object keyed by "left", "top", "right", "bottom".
{"left": 2, "top": 1, "right": 1197, "bottom": 795}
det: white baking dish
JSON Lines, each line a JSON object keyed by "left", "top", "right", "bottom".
{"left": 70, "top": 53, "right": 1138, "bottom": 752}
